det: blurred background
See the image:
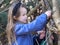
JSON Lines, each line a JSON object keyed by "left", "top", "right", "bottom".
{"left": 0, "top": 0, "right": 60, "bottom": 45}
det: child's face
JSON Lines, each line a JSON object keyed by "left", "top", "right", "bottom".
{"left": 17, "top": 7, "right": 27, "bottom": 23}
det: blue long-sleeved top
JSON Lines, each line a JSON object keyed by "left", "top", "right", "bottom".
{"left": 12, "top": 13, "right": 47, "bottom": 45}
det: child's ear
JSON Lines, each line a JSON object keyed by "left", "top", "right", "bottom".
{"left": 13, "top": 16, "right": 17, "bottom": 20}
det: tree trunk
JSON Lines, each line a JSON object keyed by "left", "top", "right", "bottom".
{"left": 52, "top": 0, "right": 60, "bottom": 31}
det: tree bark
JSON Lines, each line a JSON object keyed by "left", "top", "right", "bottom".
{"left": 52, "top": 0, "right": 60, "bottom": 31}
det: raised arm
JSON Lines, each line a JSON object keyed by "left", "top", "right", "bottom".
{"left": 14, "top": 10, "right": 51, "bottom": 35}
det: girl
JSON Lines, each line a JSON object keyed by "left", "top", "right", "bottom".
{"left": 6, "top": 2, "right": 51, "bottom": 45}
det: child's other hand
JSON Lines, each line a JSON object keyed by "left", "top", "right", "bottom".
{"left": 45, "top": 10, "right": 52, "bottom": 19}
{"left": 50, "top": 35, "right": 54, "bottom": 40}
{"left": 39, "top": 32, "right": 45, "bottom": 39}
{"left": 38, "top": 30, "right": 45, "bottom": 39}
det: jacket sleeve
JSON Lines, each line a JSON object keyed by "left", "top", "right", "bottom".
{"left": 14, "top": 13, "right": 47, "bottom": 35}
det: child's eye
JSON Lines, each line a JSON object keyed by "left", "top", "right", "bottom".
{"left": 23, "top": 14, "right": 25, "bottom": 16}
{"left": 23, "top": 14, "right": 27, "bottom": 16}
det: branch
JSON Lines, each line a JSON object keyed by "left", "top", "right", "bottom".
{"left": 27, "top": 1, "right": 42, "bottom": 16}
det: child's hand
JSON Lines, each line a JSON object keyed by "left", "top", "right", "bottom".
{"left": 39, "top": 32, "right": 45, "bottom": 39}
{"left": 37, "top": 30, "right": 45, "bottom": 39}
{"left": 50, "top": 35, "right": 54, "bottom": 40}
{"left": 45, "top": 10, "right": 52, "bottom": 19}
